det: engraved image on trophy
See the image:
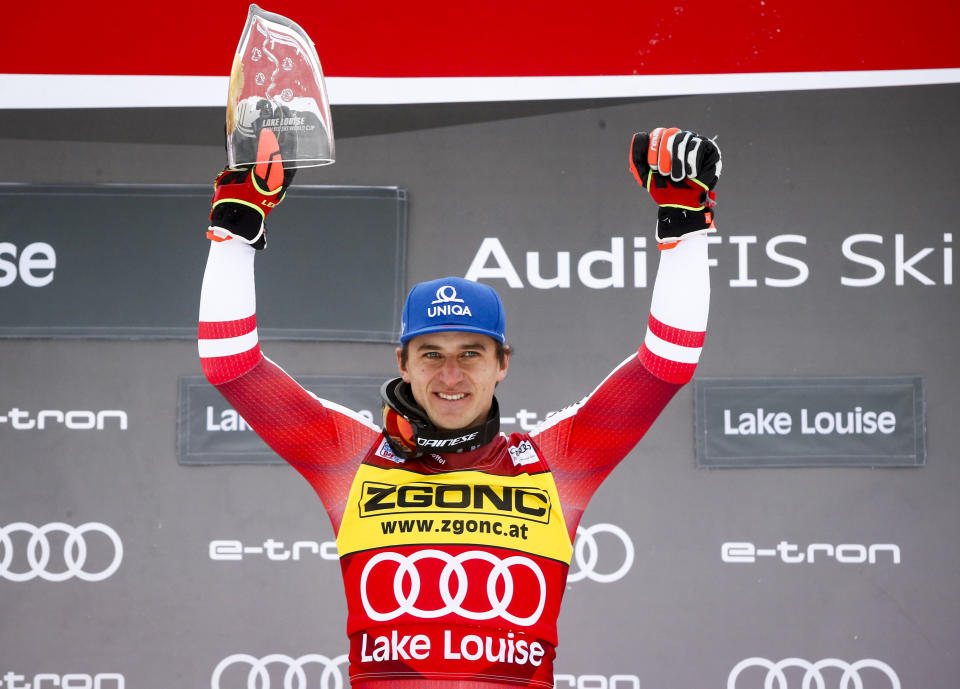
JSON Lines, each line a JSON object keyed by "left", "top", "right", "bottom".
{"left": 226, "top": 4, "right": 335, "bottom": 169}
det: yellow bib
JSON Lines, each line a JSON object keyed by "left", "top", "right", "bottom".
{"left": 338, "top": 462, "right": 572, "bottom": 564}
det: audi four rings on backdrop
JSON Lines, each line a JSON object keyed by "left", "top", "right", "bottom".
{"left": 212, "top": 653, "right": 350, "bottom": 689}
{"left": 208, "top": 653, "right": 903, "bottom": 689}
{"left": 0, "top": 522, "right": 123, "bottom": 582}
{"left": 727, "top": 657, "right": 901, "bottom": 689}
{"left": 569, "top": 523, "right": 634, "bottom": 583}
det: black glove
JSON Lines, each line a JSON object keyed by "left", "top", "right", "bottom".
{"left": 630, "top": 127, "right": 722, "bottom": 247}
{"left": 208, "top": 128, "right": 296, "bottom": 250}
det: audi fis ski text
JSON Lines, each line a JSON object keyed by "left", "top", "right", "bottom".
{"left": 464, "top": 233, "right": 954, "bottom": 289}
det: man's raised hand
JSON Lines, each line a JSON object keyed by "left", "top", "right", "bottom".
{"left": 630, "top": 128, "right": 721, "bottom": 248}
{"left": 208, "top": 128, "right": 296, "bottom": 250}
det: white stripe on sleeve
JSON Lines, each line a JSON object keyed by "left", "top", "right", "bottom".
{"left": 197, "top": 329, "right": 260, "bottom": 358}
{"left": 643, "top": 330, "right": 702, "bottom": 364}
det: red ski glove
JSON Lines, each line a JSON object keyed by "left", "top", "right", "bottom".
{"left": 208, "top": 128, "right": 296, "bottom": 250}
{"left": 630, "top": 127, "right": 721, "bottom": 248}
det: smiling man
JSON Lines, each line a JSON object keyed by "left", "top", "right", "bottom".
{"left": 397, "top": 279, "right": 509, "bottom": 431}
{"left": 379, "top": 277, "right": 510, "bottom": 458}
{"left": 199, "top": 127, "right": 720, "bottom": 688}
{"left": 399, "top": 329, "right": 506, "bottom": 429}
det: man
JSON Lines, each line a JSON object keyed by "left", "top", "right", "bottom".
{"left": 199, "top": 127, "right": 720, "bottom": 688}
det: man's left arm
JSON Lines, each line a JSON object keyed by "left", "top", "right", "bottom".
{"left": 530, "top": 128, "right": 719, "bottom": 535}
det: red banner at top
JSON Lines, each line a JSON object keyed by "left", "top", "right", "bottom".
{"left": 5, "top": 0, "right": 958, "bottom": 78}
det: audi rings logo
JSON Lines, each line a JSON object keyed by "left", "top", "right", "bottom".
{"left": 728, "top": 657, "right": 900, "bottom": 689}
{"left": 568, "top": 523, "right": 634, "bottom": 583}
{"left": 212, "top": 654, "right": 349, "bottom": 689}
{"left": 360, "top": 549, "right": 547, "bottom": 626}
{"left": 0, "top": 522, "right": 123, "bottom": 582}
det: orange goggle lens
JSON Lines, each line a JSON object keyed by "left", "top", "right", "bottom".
{"left": 383, "top": 405, "right": 418, "bottom": 454}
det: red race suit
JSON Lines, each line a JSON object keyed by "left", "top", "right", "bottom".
{"left": 198, "top": 235, "right": 710, "bottom": 688}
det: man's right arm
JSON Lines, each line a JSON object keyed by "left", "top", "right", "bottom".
{"left": 531, "top": 128, "right": 719, "bottom": 536}
{"left": 199, "top": 152, "right": 380, "bottom": 528}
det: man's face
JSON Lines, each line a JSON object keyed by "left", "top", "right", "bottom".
{"left": 397, "top": 331, "right": 509, "bottom": 431}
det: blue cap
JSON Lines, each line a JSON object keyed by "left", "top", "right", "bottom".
{"left": 399, "top": 277, "right": 506, "bottom": 345}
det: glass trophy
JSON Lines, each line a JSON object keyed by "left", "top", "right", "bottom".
{"left": 226, "top": 4, "right": 335, "bottom": 169}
